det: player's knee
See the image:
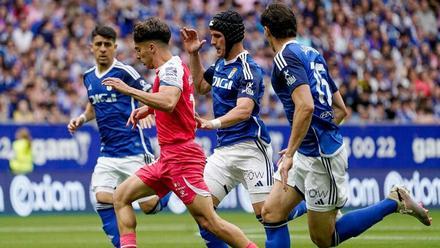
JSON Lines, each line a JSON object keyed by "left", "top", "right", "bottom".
{"left": 310, "top": 232, "right": 332, "bottom": 248}
{"left": 113, "top": 188, "right": 128, "bottom": 210}
{"left": 139, "top": 196, "right": 160, "bottom": 214}
{"left": 262, "top": 205, "right": 283, "bottom": 223}
{"left": 196, "top": 215, "right": 222, "bottom": 235}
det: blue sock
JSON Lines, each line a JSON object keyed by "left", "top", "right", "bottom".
{"left": 160, "top": 192, "right": 171, "bottom": 209}
{"left": 288, "top": 200, "right": 307, "bottom": 221}
{"left": 97, "top": 206, "right": 120, "bottom": 248}
{"left": 198, "top": 224, "right": 228, "bottom": 248}
{"left": 264, "top": 220, "right": 290, "bottom": 248}
{"left": 333, "top": 199, "right": 397, "bottom": 246}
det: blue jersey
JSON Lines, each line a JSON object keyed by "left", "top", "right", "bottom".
{"left": 271, "top": 40, "right": 343, "bottom": 157}
{"left": 204, "top": 51, "right": 271, "bottom": 147}
{"left": 83, "top": 59, "right": 154, "bottom": 158}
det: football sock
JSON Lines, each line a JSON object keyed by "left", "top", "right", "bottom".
{"left": 96, "top": 204, "right": 120, "bottom": 248}
{"left": 246, "top": 242, "right": 258, "bottom": 248}
{"left": 198, "top": 223, "right": 228, "bottom": 248}
{"left": 287, "top": 200, "right": 307, "bottom": 221}
{"left": 120, "top": 233, "right": 136, "bottom": 248}
{"left": 332, "top": 199, "right": 398, "bottom": 246}
{"left": 264, "top": 220, "right": 290, "bottom": 248}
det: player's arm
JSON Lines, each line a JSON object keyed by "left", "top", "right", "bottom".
{"left": 180, "top": 27, "right": 211, "bottom": 95}
{"left": 276, "top": 53, "right": 314, "bottom": 190}
{"left": 67, "top": 102, "right": 95, "bottom": 134}
{"left": 128, "top": 85, "right": 181, "bottom": 113}
{"left": 332, "top": 90, "right": 348, "bottom": 125}
{"left": 102, "top": 77, "right": 181, "bottom": 113}
{"left": 285, "top": 85, "right": 314, "bottom": 158}
{"left": 199, "top": 97, "right": 254, "bottom": 129}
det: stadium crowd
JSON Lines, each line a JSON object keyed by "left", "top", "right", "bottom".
{"left": 0, "top": 0, "right": 439, "bottom": 124}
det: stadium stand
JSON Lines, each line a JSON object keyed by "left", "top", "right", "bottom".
{"left": 0, "top": 0, "right": 439, "bottom": 124}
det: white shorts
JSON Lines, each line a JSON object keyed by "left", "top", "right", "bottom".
{"left": 204, "top": 139, "right": 274, "bottom": 204}
{"left": 274, "top": 146, "right": 348, "bottom": 212}
{"left": 91, "top": 154, "right": 154, "bottom": 194}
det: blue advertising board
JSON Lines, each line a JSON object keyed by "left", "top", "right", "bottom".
{"left": 0, "top": 124, "right": 439, "bottom": 216}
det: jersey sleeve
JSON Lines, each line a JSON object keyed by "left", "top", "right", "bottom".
{"left": 158, "top": 63, "right": 184, "bottom": 90}
{"left": 122, "top": 66, "right": 152, "bottom": 92}
{"left": 237, "top": 64, "right": 263, "bottom": 102}
{"left": 275, "top": 51, "right": 309, "bottom": 95}
{"left": 203, "top": 64, "right": 215, "bottom": 85}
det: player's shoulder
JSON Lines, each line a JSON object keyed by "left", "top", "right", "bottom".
{"left": 113, "top": 60, "right": 141, "bottom": 80}
{"left": 274, "top": 41, "right": 309, "bottom": 71}
{"left": 83, "top": 66, "right": 96, "bottom": 78}
{"left": 237, "top": 51, "right": 262, "bottom": 80}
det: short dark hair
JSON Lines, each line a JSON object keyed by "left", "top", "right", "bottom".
{"left": 91, "top": 25, "right": 117, "bottom": 41}
{"left": 261, "top": 3, "right": 297, "bottom": 39}
{"left": 133, "top": 17, "right": 171, "bottom": 44}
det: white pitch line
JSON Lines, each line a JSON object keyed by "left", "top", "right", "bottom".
{"left": 0, "top": 225, "right": 437, "bottom": 234}
{"left": 246, "top": 234, "right": 440, "bottom": 241}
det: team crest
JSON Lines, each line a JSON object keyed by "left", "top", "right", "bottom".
{"left": 228, "top": 68, "right": 237, "bottom": 79}
{"left": 284, "top": 70, "right": 296, "bottom": 86}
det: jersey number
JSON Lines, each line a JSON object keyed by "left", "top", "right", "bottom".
{"left": 311, "top": 62, "right": 332, "bottom": 106}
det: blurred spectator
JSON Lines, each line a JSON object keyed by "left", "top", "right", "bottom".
{"left": 0, "top": 0, "right": 438, "bottom": 124}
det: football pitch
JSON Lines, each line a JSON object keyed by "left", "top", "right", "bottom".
{"left": 0, "top": 210, "right": 438, "bottom": 248}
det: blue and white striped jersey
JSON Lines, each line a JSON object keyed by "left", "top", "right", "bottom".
{"left": 204, "top": 51, "right": 271, "bottom": 147}
{"left": 271, "top": 40, "right": 343, "bottom": 157}
{"left": 83, "top": 59, "right": 154, "bottom": 158}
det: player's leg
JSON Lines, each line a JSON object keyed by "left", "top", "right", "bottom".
{"left": 113, "top": 175, "right": 157, "bottom": 247}
{"left": 261, "top": 181, "right": 304, "bottom": 248}
{"left": 92, "top": 157, "right": 124, "bottom": 247}
{"left": 118, "top": 154, "right": 169, "bottom": 215}
{"left": 249, "top": 140, "right": 307, "bottom": 223}
{"left": 198, "top": 148, "right": 235, "bottom": 248}
{"left": 328, "top": 185, "right": 432, "bottom": 247}
{"left": 114, "top": 161, "right": 167, "bottom": 248}
{"left": 305, "top": 148, "right": 431, "bottom": 247}
{"left": 262, "top": 151, "right": 308, "bottom": 248}
{"left": 187, "top": 194, "right": 257, "bottom": 248}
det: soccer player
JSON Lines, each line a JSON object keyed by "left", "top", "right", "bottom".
{"left": 180, "top": 10, "right": 306, "bottom": 248}
{"left": 102, "top": 17, "right": 257, "bottom": 248}
{"left": 259, "top": 3, "right": 432, "bottom": 248}
{"left": 67, "top": 25, "right": 167, "bottom": 248}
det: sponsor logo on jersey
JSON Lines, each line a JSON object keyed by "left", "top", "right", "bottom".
{"left": 89, "top": 93, "right": 117, "bottom": 104}
{"left": 283, "top": 70, "right": 297, "bottom": 86}
{"left": 212, "top": 76, "right": 233, "bottom": 90}
{"left": 320, "top": 111, "right": 334, "bottom": 119}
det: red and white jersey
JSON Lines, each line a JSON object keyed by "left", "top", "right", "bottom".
{"left": 153, "top": 56, "right": 196, "bottom": 146}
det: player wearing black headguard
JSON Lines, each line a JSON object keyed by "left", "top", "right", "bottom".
{"left": 180, "top": 10, "right": 307, "bottom": 248}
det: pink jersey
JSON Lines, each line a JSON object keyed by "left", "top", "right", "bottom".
{"left": 153, "top": 56, "right": 196, "bottom": 146}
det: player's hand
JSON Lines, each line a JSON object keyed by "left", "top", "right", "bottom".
{"left": 180, "top": 27, "right": 206, "bottom": 54}
{"left": 139, "top": 114, "right": 155, "bottom": 129}
{"left": 278, "top": 150, "right": 294, "bottom": 192}
{"left": 127, "top": 106, "right": 151, "bottom": 129}
{"left": 102, "top": 77, "right": 131, "bottom": 95}
{"left": 67, "top": 116, "right": 85, "bottom": 134}
{"left": 195, "top": 116, "right": 213, "bottom": 129}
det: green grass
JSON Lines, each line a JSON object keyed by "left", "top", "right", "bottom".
{"left": 0, "top": 210, "right": 438, "bottom": 248}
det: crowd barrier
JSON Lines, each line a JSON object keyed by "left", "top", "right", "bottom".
{"left": 0, "top": 124, "right": 439, "bottom": 216}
